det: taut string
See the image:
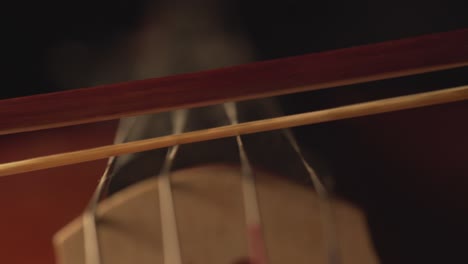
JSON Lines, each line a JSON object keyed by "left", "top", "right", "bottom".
{"left": 224, "top": 102, "right": 269, "bottom": 264}
{"left": 82, "top": 118, "right": 136, "bottom": 264}
{"left": 157, "top": 110, "right": 188, "bottom": 264}
{"left": 283, "top": 129, "right": 342, "bottom": 264}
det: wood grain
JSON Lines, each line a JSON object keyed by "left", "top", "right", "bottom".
{"left": 0, "top": 29, "right": 467, "bottom": 135}
{"left": 1, "top": 85, "right": 467, "bottom": 177}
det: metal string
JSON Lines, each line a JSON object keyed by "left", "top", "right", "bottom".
{"left": 81, "top": 104, "right": 338, "bottom": 264}
{"left": 252, "top": 97, "right": 341, "bottom": 263}
{"left": 83, "top": 118, "right": 137, "bottom": 264}
{"left": 224, "top": 102, "right": 269, "bottom": 264}
{"left": 282, "top": 129, "right": 342, "bottom": 264}
{"left": 157, "top": 109, "right": 188, "bottom": 264}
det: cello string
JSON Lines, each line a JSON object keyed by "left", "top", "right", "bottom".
{"left": 282, "top": 129, "right": 342, "bottom": 264}
{"left": 82, "top": 159, "right": 114, "bottom": 264}
{"left": 252, "top": 97, "right": 342, "bottom": 263}
{"left": 157, "top": 109, "right": 188, "bottom": 264}
{"left": 82, "top": 118, "right": 137, "bottom": 264}
{"left": 224, "top": 102, "right": 269, "bottom": 264}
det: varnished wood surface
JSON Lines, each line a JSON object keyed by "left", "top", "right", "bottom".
{"left": 0, "top": 29, "right": 467, "bottom": 135}
{"left": 0, "top": 121, "right": 117, "bottom": 264}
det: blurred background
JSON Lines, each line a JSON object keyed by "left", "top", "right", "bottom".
{"left": 2, "top": 0, "right": 468, "bottom": 263}
{"left": 3, "top": 0, "right": 467, "bottom": 98}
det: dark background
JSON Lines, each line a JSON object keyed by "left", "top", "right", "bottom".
{"left": 3, "top": 0, "right": 467, "bottom": 98}
{"left": 3, "top": 1, "right": 468, "bottom": 263}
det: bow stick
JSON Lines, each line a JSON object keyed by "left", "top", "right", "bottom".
{"left": 0, "top": 85, "right": 467, "bottom": 177}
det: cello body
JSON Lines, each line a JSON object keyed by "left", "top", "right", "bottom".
{"left": 0, "top": 26, "right": 467, "bottom": 263}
